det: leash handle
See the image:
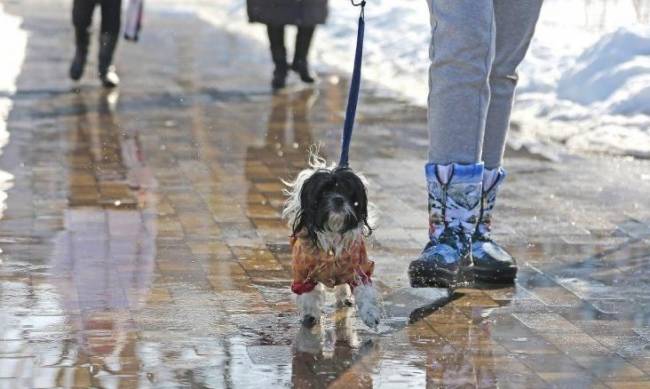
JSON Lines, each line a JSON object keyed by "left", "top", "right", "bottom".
{"left": 339, "top": 1, "right": 365, "bottom": 168}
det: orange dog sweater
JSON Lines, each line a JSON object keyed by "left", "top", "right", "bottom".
{"left": 290, "top": 231, "right": 374, "bottom": 295}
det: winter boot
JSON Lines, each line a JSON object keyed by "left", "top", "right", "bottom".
{"left": 69, "top": 28, "right": 90, "bottom": 81}
{"left": 472, "top": 167, "right": 517, "bottom": 283}
{"left": 291, "top": 26, "right": 316, "bottom": 84}
{"left": 409, "top": 163, "right": 484, "bottom": 288}
{"left": 98, "top": 32, "right": 120, "bottom": 88}
{"left": 267, "top": 26, "right": 288, "bottom": 90}
{"left": 272, "top": 61, "right": 289, "bottom": 90}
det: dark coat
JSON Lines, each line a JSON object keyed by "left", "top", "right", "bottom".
{"left": 247, "top": 0, "right": 328, "bottom": 26}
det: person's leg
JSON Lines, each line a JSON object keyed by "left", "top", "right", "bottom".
{"left": 410, "top": 0, "right": 496, "bottom": 288}
{"left": 267, "top": 25, "right": 288, "bottom": 89}
{"left": 98, "top": 0, "right": 122, "bottom": 87}
{"left": 99, "top": 0, "right": 121, "bottom": 35}
{"left": 427, "top": 0, "right": 495, "bottom": 165}
{"left": 472, "top": 0, "right": 543, "bottom": 283}
{"left": 292, "top": 26, "right": 316, "bottom": 83}
{"left": 70, "top": 0, "right": 96, "bottom": 80}
{"left": 482, "top": 0, "right": 543, "bottom": 169}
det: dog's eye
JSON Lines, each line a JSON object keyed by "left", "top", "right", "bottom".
{"left": 354, "top": 201, "right": 359, "bottom": 207}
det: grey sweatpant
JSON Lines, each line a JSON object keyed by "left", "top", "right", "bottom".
{"left": 427, "top": 0, "right": 542, "bottom": 169}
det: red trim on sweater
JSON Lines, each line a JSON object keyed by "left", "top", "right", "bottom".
{"left": 291, "top": 280, "right": 318, "bottom": 295}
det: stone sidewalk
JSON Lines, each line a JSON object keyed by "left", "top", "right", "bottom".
{"left": 1, "top": 1, "right": 650, "bottom": 388}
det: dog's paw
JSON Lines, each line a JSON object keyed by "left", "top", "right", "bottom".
{"left": 335, "top": 284, "right": 353, "bottom": 308}
{"left": 302, "top": 314, "right": 320, "bottom": 327}
{"left": 353, "top": 284, "right": 381, "bottom": 329}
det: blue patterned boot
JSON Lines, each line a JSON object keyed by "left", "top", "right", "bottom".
{"left": 472, "top": 167, "right": 517, "bottom": 283}
{"left": 409, "top": 163, "right": 483, "bottom": 288}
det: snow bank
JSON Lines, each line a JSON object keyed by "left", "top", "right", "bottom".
{"left": 0, "top": 4, "right": 27, "bottom": 94}
{"left": 514, "top": 0, "right": 650, "bottom": 158}
{"left": 0, "top": 4, "right": 27, "bottom": 147}
{"left": 0, "top": 4, "right": 25, "bottom": 215}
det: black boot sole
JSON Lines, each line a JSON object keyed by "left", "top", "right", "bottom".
{"left": 409, "top": 260, "right": 473, "bottom": 289}
{"left": 473, "top": 266, "right": 517, "bottom": 284}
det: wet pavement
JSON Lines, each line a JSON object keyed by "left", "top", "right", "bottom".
{"left": 2, "top": 1, "right": 650, "bottom": 388}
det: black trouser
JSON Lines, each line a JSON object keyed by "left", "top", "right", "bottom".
{"left": 266, "top": 25, "right": 316, "bottom": 66}
{"left": 72, "top": 0, "right": 122, "bottom": 36}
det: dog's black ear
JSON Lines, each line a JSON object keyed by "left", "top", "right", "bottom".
{"left": 293, "top": 170, "right": 331, "bottom": 241}
{"left": 334, "top": 168, "right": 368, "bottom": 213}
{"left": 334, "top": 167, "right": 371, "bottom": 234}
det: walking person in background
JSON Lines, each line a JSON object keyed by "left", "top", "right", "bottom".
{"left": 409, "top": 1, "right": 543, "bottom": 288}
{"left": 247, "top": 0, "right": 328, "bottom": 90}
{"left": 69, "top": 0, "right": 121, "bottom": 87}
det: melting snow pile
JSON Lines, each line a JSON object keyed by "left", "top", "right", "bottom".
{"left": 0, "top": 4, "right": 26, "bottom": 214}
{"left": 0, "top": 4, "right": 27, "bottom": 147}
{"left": 514, "top": 0, "right": 650, "bottom": 158}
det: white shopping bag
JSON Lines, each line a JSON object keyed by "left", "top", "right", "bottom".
{"left": 124, "top": 0, "right": 144, "bottom": 41}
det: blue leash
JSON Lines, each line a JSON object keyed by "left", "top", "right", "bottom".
{"left": 338, "top": 0, "right": 366, "bottom": 168}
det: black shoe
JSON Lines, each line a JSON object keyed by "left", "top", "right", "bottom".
{"left": 69, "top": 28, "right": 89, "bottom": 81}
{"left": 69, "top": 50, "right": 87, "bottom": 81}
{"left": 98, "top": 33, "right": 120, "bottom": 88}
{"left": 293, "top": 26, "right": 316, "bottom": 83}
{"left": 272, "top": 65, "right": 288, "bottom": 90}
{"left": 267, "top": 25, "right": 288, "bottom": 90}
{"left": 291, "top": 60, "right": 316, "bottom": 84}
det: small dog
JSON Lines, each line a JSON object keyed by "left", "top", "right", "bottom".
{"left": 283, "top": 154, "right": 381, "bottom": 329}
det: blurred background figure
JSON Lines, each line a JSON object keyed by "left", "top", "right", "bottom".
{"left": 69, "top": 0, "right": 121, "bottom": 87}
{"left": 247, "top": 0, "right": 328, "bottom": 90}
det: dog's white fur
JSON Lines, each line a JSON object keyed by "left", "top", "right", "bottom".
{"left": 284, "top": 150, "right": 381, "bottom": 329}
{"left": 297, "top": 284, "right": 325, "bottom": 323}
{"left": 335, "top": 284, "right": 353, "bottom": 307}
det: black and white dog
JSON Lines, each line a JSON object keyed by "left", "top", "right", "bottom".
{"left": 283, "top": 154, "right": 381, "bottom": 328}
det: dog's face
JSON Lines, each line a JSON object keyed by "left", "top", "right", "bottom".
{"left": 294, "top": 167, "right": 369, "bottom": 239}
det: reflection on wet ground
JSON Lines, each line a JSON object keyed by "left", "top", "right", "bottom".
{"left": 2, "top": 1, "right": 650, "bottom": 388}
